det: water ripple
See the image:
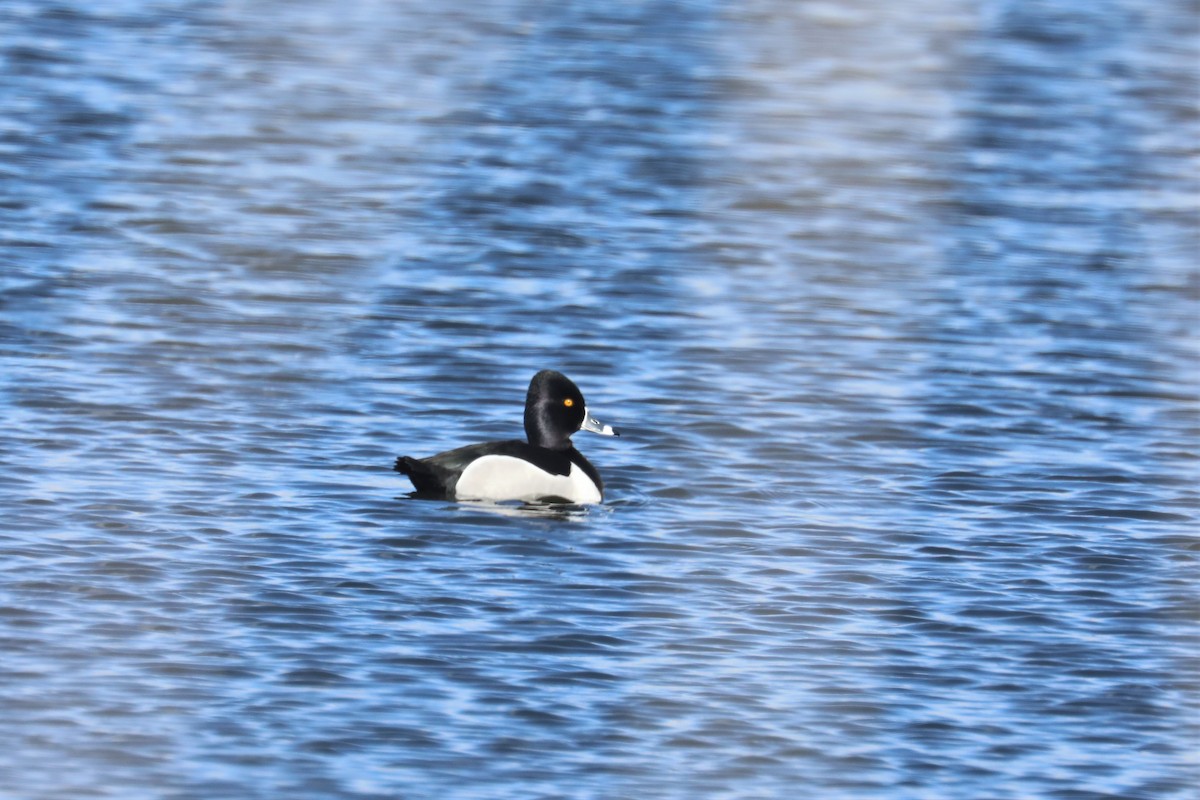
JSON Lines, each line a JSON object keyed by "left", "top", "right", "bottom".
{"left": 1, "top": 0, "right": 1197, "bottom": 798}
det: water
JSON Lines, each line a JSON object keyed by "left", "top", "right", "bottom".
{"left": 2, "top": 1, "right": 1197, "bottom": 798}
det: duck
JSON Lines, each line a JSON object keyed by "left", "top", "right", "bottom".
{"left": 394, "top": 370, "right": 619, "bottom": 504}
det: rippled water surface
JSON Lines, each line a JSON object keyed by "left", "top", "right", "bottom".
{"left": 3, "top": 1, "right": 1198, "bottom": 798}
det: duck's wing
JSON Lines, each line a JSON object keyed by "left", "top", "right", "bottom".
{"left": 395, "top": 440, "right": 543, "bottom": 497}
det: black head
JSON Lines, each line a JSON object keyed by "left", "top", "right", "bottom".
{"left": 523, "top": 370, "right": 619, "bottom": 449}
{"left": 524, "top": 370, "right": 586, "bottom": 449}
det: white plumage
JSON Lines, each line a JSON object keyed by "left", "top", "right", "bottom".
{"left": 454, "top": 455, "right": 602, "bottom": 504}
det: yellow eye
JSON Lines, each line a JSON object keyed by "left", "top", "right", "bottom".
{"left": 563, "top": 398, "right": 574, "bottom": 408}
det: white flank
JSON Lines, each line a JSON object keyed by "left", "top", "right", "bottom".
{"left": 455, "top": 455, "right": 601, "bottom": 504}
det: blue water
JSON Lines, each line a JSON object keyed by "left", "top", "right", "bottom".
{"left": 2, "top": 1, "right": 1197, "bottom": 798}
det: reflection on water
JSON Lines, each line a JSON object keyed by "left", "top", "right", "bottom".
{"left": 2, "top": 0, "right": 1197, "bottom": 798}
{"left": 446, "top": 499, "right": 604, "bottom": 522}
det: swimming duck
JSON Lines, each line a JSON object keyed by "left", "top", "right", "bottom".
{"left": 394, "top": 370, "right": 619, "bottom": 504}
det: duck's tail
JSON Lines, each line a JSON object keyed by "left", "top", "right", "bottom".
{"left": 394, "top": 456, "right": 444, "bottom": 495}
